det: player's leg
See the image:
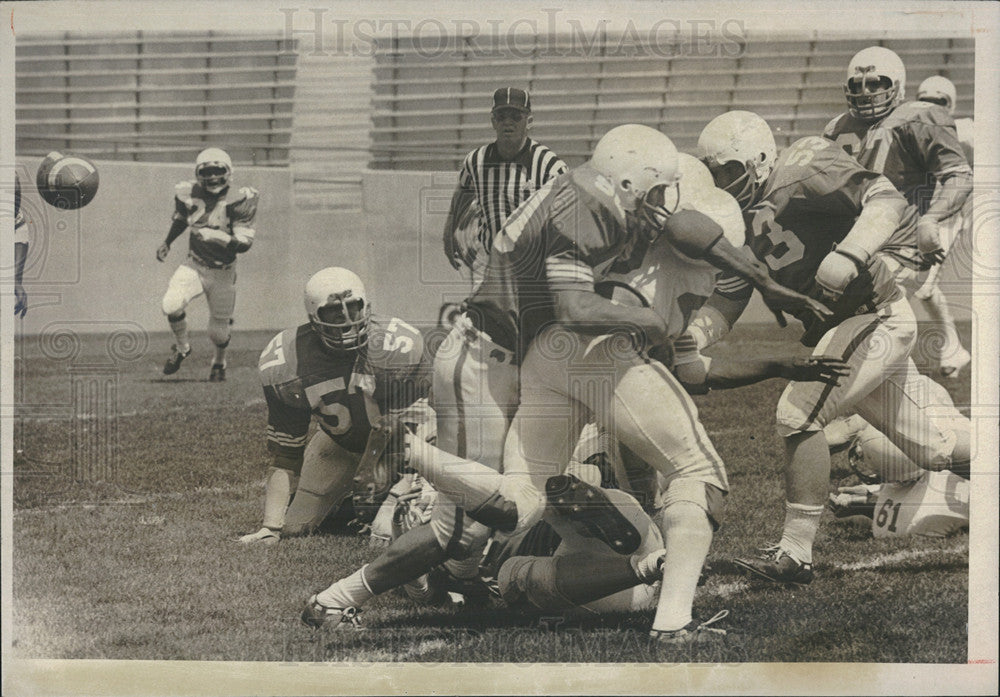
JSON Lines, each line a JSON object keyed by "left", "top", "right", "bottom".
{"left": 282, "top": 429, "right": 362, "bottom": 537}
{"left": 913, "top": 211, "right": 970, "bottom": 377}
{"left": 204, "top": 266, "right": 237, "bottom": 381}
{"left": 160, "top": 261, "right": 204, "bottom": 374}
{"left": 525, "top": 329, "right": 727, "bottom": 637}
{"left": 742, "top": 302, "right": 917, "bottom": 581}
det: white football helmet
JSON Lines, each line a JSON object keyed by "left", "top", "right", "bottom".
{"left": 590, "top": 124, "right": 680, "bottom": 235}
{"left": 844, "top": 46, "right": 906, "bottom": 121}
{"left": 304, "top": 267, "right": 372, "bottom": 352}
{"left": 697, "top": 111, "right": 777, "bottom": 211}
{"left": 195, "top": 147, "right": 233, "bottom": 194}
{"left": 917, "top": 75, "right": 957, "bottom": 115}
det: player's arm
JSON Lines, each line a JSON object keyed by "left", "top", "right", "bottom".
{"left": 672, "top": 331, "right": 849, "bottom": 395}
{"left": 814, "top": 171, "right": 906, "bottom": 297}
{"left": 262, "top": 383, "right": 310, "bottom": 476}
{"left": 157, "top": 188, "right": 192, "bottom": 262}
{"left": 14, "top": 240, "right": 28, "bottom": 318}
{"left": 663, "top": 209, "right": 832, "bottom": 323}
{"left": 548, "top": 251, "right": 671, "bottom": 348}
{"left": 226, "top": 187, "right": 258, "bottom": 254}
{"left": 443, "top": 159, "right": 479, "bottom": 269}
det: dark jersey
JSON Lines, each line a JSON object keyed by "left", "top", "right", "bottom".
{"left": 259, "top": 316, "right": 429, "bottom": 458}
{"left": 714, "top": 136, "right": 905, "bottom": 346}
{"left": 823, "top": 101, "right": 972, "bottom": 213}
{"left": 173, "top": 181, "right": 258, "bottom": 268}
{"left": 467, "top": 164, "right": 640, "bottom": 358}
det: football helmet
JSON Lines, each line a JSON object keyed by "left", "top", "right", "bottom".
{"left": 916, "top": 75, "right": 957, "bottom": 115}
{"left": 844, "top": 46, "right": 906, "bottom": 121}
{"left": 697, "top": 111, "right": 777, "bottom": 211}
{"left": 195, "top": 147, "right": 233, "bottom": 194}
{"left": 590, "top": 124, "right": 680, "bottom": 236}
{"left": 304, "top": 267, "right": 372, "bottom": 352}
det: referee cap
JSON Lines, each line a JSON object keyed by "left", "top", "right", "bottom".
{"left": 492, "top": 87, "right": 531, "bottom": 113}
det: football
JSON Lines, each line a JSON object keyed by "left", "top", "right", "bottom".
{"left": 36, "top": 151, "right": 100, "bottom": 209}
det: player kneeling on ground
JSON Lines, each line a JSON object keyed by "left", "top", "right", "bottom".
{"left": 239, "top": 267, "right": 430, "bottom": 544}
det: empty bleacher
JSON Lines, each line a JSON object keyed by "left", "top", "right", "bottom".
{"left": 370, "top": 33, "right": 975, "bottom": 170}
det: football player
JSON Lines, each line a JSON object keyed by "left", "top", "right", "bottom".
{"left": 826, "top": 376, "right": 969, "bottom": 539}
{"left": 14, "top": 172, "right": 28, "bottom": 318}
{"left": 300, "top": 125, "right": 833, "bottom": 642}
{"left": 823, "top": 48, "right": 973, "bottom": 377}
{"left": 238, "top": 267, "right": 430, "bottom": 544}
{"left": 156, "top": 148, "right": 257, "bottom": 381}
{"left": 692, "top": 111, "right": 971, "bottom": 586}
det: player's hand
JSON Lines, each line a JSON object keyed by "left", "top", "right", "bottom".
{"left": 14, "top": 284, "right": 27, "bottom": 318}
{"left": 916, "top": 216, "right": 946, "bottom": 266}
{"left": 777, "top": 356, "right": 851, "bottom": 385}
{"left": 156, "top": 243, "right": 170, "bottom": 262}
{"left": 760, "top": 282, "right": 833, "bottom": 324}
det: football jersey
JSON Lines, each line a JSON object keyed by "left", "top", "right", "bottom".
{"left": 954, "top": 117, "right": 974, "bottom": 165}
{"left": 823, "top": 101, "right": 972, "bottom": 213}
{"left": 173, "top": 181, "right": 258, "bottom": 268}
{"left": 714, "top": 136, "right": 905, "bottom": 345}
{"left": 458, "top": 138, "right": 567, "bottom": 253}
{"left": 871, "top": 470, "right": 969, "bottom": 539}
{"left": 259, "top": 316, "right": 429, "bottom": 458}
{"left": 467, "top": 164, "right": 638, "bottom": 358}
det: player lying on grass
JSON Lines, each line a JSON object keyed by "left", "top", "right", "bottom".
{"left": 239, "top": 267, "right": 430, "bottom": 545}
{"left": 301, "top": 346, "right": 848, "bottom": 628}
{"left": 824, "top": 376, "right": 969, "bottom": 539}
{"left": 691, "top": 111, "right": 971, "bottom": 587}
{"left": 300, "top": 128, "right": 837, "bottom": 643}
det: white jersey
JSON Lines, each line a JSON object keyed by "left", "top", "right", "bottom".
{"left": 606, "top": 154, "right": 745, "bottom": 341}
{"left": 871, "top": 471, "right": 969, "bottom": 538}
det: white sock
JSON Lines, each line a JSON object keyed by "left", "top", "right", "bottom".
{"left": 169, "top": 317, "right": 189, "bottom": 351}
{"left": 778, "top": 501, "right": 824, "bottom": 564}
{"left": 317, "top": 565, "right": 375, "bottom": 608}
{"left": 213, "top": 344, "right": 227, "bottom": 365}
{"left": 651, "top": 502, "right": 713, "bottom": 632}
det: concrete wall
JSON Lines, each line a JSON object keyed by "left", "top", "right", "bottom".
{"left": 15, "top": 161, "right": 973, "bottom": 341}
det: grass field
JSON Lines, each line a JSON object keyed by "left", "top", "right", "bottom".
{"left": 10, "top": 322, "right": 971, "bottom": 663}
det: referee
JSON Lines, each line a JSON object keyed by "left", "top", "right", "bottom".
{"left": 442, "top": 87, "right": 567, "bottom": 280}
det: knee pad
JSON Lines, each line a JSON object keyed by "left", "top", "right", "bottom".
{"left": 208, "top": 318, "right": 231, "bottom": 346}
{"left": 162, "top": 291, "right": 186, "bottom": 315}
{"left": 497, "top": 555, "right": 574, "bottom": 611}
{"left": 657, "top": 478, "right": 725, "bottom": 530}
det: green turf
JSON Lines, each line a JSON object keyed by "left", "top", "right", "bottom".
{"left": 11, "top": 323, "right": 970, "bottom": 662}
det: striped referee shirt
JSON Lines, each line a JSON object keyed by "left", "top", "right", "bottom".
{"left": 458, "top": 137, "right": 567, "bottom": 252}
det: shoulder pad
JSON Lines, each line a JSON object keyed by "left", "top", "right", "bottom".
{"left": 887, "top": 101, "right": 956, "bottom": 130}
{"left": 174, "top": 180, "right": 196, "bottom": 204}
{"left": 233, "top": 186, "right": 259, "bottom": 203}
{"left": 571, "top": 165, "right": 627, "bottom": 224}
{"left": 676, "top": 153, "right": 716, "bottom": 206}
{"left": 258, "top": 327, "right": 303, "bottom": 387}
{"left": 366, "top": 315, "right": 425, "bottom": 369}
{"left": 684, "top": 188, "right": 745, "bottom": 247}
{"left": 822, "top": 112, "right": 850, "bottom": 137}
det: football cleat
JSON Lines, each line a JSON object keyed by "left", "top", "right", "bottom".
{"left": 939, "top": 347, "right": 971, "bottom": 379}
{"left": 209, "top": 363, "right": 227, "bottom": 382}
{"left": 300, "top": 595, "right": 364, "bottom": 630}
{"left": 162, "top": 344, "right": 191, "bottom": 375}
{"left": 650, "top": 610, "right": 730, "bottom": 645}
{"left": 734, "top": 546, "right": 814, "bottom": 586}
{"left": 238, "top": 527, "right": 280, "bottom": 545}
{"left": 545, "top": 474, "right": 641, "bottom": 555}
